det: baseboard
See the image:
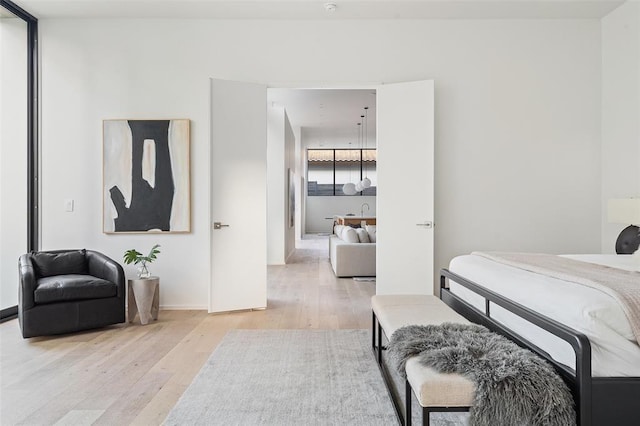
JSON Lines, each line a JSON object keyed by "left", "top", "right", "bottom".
{"left": 125, "top": 303, "right": 207, "bottom": 310}
{"left": 159, "top": 305, "right": 208, "bottom": 310}
{"left": 353, "top": 277, "right": 376, "bottom": 282}
{"left": 208, "top": 306, "right": 267, "bottom": 315}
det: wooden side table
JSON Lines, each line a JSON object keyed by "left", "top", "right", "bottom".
{"left": 128, "top": 277, "right": 159, "bottom": 325}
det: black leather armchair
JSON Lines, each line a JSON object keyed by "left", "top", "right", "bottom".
{"left": 18, "top": 249, "right": 125, "bottom": 338}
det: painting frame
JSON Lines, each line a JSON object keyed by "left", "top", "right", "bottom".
{"left": 103, "top": 119, "right": 191, "bottom": 234}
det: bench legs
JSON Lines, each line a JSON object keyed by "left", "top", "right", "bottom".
{"left": 372, "top": 310, "right": 470, "bottom": 426}
{"left": 406, "top": 380, "right": 413, "bottom": 426}
{"left": 372, "top": 311, "right": 383, "bottom": 364}
{"left": 372, "top": 311, "right": 376, "bottom": 350}
{"left": 422, "top": 407, "right": 471, "bottom": 426}
{"left": 406, "top": 379, "right": 455, "bottom": 426}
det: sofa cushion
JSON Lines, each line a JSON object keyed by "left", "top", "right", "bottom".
{"left": 342, "top": 227, "right": 360, "bottom": 243}
{"left": 366, "top": 225, "right": 377, "bottom": 243}
{"left": 31, "top": 250, "right": 88, "bottom": 277}
{"left": 34, "top": 274, "right": 116, "bottom": 304}
{"left": 334, "top": 224, "right": 345, "bottom": 237}
{"left": 356, "top": 228, "right": 370, "bottom": 243}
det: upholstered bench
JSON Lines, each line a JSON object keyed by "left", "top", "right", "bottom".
{"left": 371, "top": 295, "right": 475, "bottom": 426}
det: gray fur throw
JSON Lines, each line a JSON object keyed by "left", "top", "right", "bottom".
{"left": 388, "top": 323, "right": 576, "bottom": 426}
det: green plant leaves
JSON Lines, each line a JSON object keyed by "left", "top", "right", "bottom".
{"left": 123, "top": 244, "right": 161, "bottom": 265}
{"left": 123, "top": 249, "right": 143, "bottom": 265}
{"left": 146, "top": 244, "right": 161, "bottom": 262}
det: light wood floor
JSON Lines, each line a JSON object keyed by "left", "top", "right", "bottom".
{"left": 0, "top": 237, "right": 376, "bottom": 425}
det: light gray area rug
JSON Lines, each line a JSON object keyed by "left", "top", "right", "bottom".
{"left": 164, "top": 329, "right": 398, "bottom": 425}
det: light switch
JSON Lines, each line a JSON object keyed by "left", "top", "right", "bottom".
{"left": 65, "top": 199, "right": 74, "bottom": 212}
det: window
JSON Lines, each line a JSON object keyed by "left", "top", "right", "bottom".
{"left": 334, "top": 150, "right": 361, "bottom": 196}
{"left": 307, "top": 149, "right": 377, "bottom": 196}
{"left": 0, "top": 0, "right": 38, "bottom": 320}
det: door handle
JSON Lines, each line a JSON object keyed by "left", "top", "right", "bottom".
{"left": 213, "top": 222, "right": 230, "bottom": 230}
{"left": 416, "top": 222, "right": 434, "bottom": 228}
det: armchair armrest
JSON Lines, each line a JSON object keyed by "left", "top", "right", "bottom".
{"left": 86, "top": 250, "right": 125, "bottom": 298}
{"left": 18, "top": 254, "right": 36, "bottom": 310}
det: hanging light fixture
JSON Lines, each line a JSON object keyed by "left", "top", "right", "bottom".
{"left": 342, "top": 121, "right": 360, "bottom": 195}
{"left": 362, "top": 106, "right": 371, "bottom": 189}
{"left": 343, "top": 182, "right": 357, "bottom": 195}
{"left": 355, "top": 114, "right": 365, "bottom": 193}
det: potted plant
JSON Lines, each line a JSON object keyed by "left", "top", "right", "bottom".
{"left": 123, "top": 244, "right": 161, "bottom": 279}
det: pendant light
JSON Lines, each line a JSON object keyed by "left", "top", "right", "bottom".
{"left": 343, "top": 182, "right": 357, "bottom": 195}
{"left": 362, "top": 106, "right": 371, "bottom": 189}
{"left": 355, "top": 114, "right": 365, "bottom": 193}
{"left": 342, "top": 121, "right": 360, "bottom": 195}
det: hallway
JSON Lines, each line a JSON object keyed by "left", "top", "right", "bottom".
{"left": 268, "top": 234, "right": 375, "bottom": 329}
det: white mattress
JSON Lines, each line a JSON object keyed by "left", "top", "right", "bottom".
{"left": 448, "top": 254, "right": 640, "bottom": 377}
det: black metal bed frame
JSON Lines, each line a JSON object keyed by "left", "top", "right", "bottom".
{"left": 440, "top": 268, "right": 640, "bottom": 426}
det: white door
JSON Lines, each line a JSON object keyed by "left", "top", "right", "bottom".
{"left": 376, "top": 80, "right": 435, "bottom": 295}
{"left": 210, "top": 79, "right": 267, "bottom": 313}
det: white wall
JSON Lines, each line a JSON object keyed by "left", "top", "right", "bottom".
{"left": 293, "top": 126, "right": 305, "bottom": 240}
{"left": 284, "top": 113, "right": 296, "bottom": 260}
{"left": 40, "top": 18, "right": 602, "bottom": 306}
{"left": 267, "top": 106, "right": 296, "bottom": 265}
{"left": 601, "top": 1, "right": 640, "bottom": 253}
{"left": 306, "top": 196, "right": 377, "bottom": 234}
{"left": 0, "top": 18, "right": 28, "bottom": 310}
{"left": 267, "top": 106, "right": 286, "bottom": 265}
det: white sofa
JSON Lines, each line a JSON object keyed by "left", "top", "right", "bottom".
{"left": 329, "top": 225, "right": 376, "bottom": 277}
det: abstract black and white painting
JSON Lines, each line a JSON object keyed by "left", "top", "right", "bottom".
{"left": 103, "top": 119, "right": 190, "bottom": 233}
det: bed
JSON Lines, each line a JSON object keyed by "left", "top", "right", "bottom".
{"left": 440, "top": 253, "right": 640, "bottom": 426}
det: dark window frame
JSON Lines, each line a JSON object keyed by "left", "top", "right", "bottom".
{"left": 307, "top": 148, "right": 376, "bottom": 197}
{"left": 0, "top": 0, "right": 38, "bottom": 322}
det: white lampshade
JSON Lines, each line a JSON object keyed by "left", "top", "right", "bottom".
{"left": 608, "top": 198, "right": 640, "bottom": 225}
{"left": 362, "top": 177, "right": 371, "bottom": 188}
{"left": 342, "top": 183, "right": 357, "bottom": 195}
{"left": 355, "top": 182, "right": 363, "bottom": 192}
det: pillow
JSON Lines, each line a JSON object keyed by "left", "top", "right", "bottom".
{"left": 355, "top": 228, "right": 370, "bottom": 243}
{"left": 366, "top": 225, "right": 377, "bottom": 243}
{"left": 341, "top": 227, "right": 360, "bottom": 243}
{"left": 334, "top": 224, "right": 345, "bottom": 236}
{"left": 346, "top": 223, "right": 361, "bottom": 229}
{"left": 31, "top": 249, "right": 88, "bottom": 277}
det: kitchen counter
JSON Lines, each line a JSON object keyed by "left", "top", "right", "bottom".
{"left": 334, "top": 215, "right": 376, "bottom": 226}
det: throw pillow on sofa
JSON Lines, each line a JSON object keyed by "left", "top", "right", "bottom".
{"left": 342, "top": 227, "right": 360, "bottom": 243}
{"left": 334, "top": 224, "right": 345, "bottom": 236}
{"left": 355, "top": 228, "right": 370, "bottom": 243}
{"left": 366, "top": 225, "right": 377, "bottom": 243}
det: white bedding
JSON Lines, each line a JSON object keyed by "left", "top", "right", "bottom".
{"left": 448, "top": 254, "right": 640, "bottom": 377}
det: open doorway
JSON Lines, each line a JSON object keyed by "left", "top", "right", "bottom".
{"left": 266, "top": 88, "right": 377, "bottom": 264}
{"left": 210, "top": 79, "right": 434, "bottom": 314}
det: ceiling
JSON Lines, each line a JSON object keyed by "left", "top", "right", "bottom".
{"left": 0, "top": 7, "right": 19, "bottom": 18}
{"left": 268, "top": 88, "right": 376, "bottom": 137}
{"left": 10, "top": 0, "right": 624, "bottom": 20}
